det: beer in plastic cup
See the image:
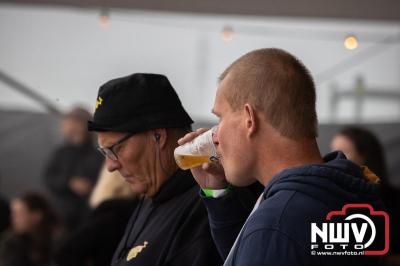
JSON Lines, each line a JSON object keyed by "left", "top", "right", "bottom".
{"left": 174, "top": 127, "right": 219, "bottom": 170}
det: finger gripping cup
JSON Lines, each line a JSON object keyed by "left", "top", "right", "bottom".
{"left": 174, "top": 127, "right": 218, "bottom": 170}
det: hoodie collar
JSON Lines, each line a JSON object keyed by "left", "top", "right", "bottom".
{"left": 263, "top": 151, "right": 379, "bottom": 200}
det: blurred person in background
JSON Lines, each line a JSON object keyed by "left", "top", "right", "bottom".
{"left": 54, "top": 165, "right": 138, "bottom": 266}
{"left": 331, "top": 126, "right": 387, "bottom": 179}
{"left": 44, "top": 107, "right": 103, "bottom": 231}
{"left": 0, "top": 192, "right": 60, "bottom": 266}
{"left": 331, "top": 126, "right": 400, "bottom": 264}
{"left": 88, "top": 73, "right": 222, "bottom": 266}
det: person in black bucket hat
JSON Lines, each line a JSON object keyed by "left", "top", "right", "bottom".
{"left": 88, "top": 73, "right": 222, "bottom": 266}
{"left": 88, "top": 73, "right": 193, "bottom": 133}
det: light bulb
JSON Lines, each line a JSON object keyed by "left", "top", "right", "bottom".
{"left": 99, "top": 9, "right": 110, "bottom": 28}
{"left": 221, "top": 26, "right": 234, "bottom": 42}
{"left": 344, "top": 35, "right": 358, "bottom": 50}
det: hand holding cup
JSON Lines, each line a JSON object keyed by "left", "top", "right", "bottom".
{"left": 177, "top": 127, "right": 228, "bottom": 189}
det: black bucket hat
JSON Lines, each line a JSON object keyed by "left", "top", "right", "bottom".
{"left": 88, "top": 73, "right": 193, "bottom": 133}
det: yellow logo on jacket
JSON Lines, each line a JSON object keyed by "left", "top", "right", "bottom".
{"left": 127, "top": 241, "right": 148, "bottom": 261}
{"left": 95, "top": 96, "right": 103, "bottom": 109}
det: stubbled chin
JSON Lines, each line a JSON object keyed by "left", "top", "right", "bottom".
{"left": 123, "top": 177, "right": 136, "bottom": 183}
{"left": 126, "top": 180, "right": 148, "bottom": 195}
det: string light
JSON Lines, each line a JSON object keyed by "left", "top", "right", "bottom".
{"left": 221, "top": 26, "right": 234, "bottom": 42}
{"left": 344, "top": 35, "right": 359, "bottom": 50}
{"left": 99, "top": 9, "right": 110, "bottom": 28}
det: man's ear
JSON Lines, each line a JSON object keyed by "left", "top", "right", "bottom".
{"left": 244, "top": 103, "right": 257, "bottom": 138}
{"left": 153, "top": 128, "right": 167, "bottom": 148}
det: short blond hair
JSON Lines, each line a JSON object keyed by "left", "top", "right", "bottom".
{"left": 220, "top": 48, "right": 318, "bottom": 139}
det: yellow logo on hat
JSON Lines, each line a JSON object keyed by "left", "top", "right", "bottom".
{"left": 95, "top": 96, "right": 103, "bottom": 109}
{"left": 126, "top": 241, "right": 148, "bottom": 261}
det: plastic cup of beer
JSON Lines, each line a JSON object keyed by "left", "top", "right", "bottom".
{"left": 174, "top": 126, "right": 219, "bottom": 170}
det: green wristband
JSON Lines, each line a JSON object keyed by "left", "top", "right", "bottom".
{"left": 202, "top": 185, "right": 233, "bottom": 198}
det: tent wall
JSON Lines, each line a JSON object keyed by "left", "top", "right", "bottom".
{"left": 0, "top": 110, "right": 399, "bottom": 200}
{"left": 0, "top": 110, "right": 61, "bottom": 199}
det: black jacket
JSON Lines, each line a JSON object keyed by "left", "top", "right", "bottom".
{"left": 111, "top": 170, "right": 222, "bottom": 266}
{"left": 54, "top": 198, "right": 138, "bottom": 266}
{"left": 44, "top": 139, "right": 103, "bottom": 230}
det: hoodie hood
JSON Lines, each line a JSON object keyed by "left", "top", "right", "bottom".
{"left": 263, "top": 152, "right": 383, "bottom": 210}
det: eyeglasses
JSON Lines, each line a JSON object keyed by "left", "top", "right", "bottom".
{"left": 97, "top": 132, "right": 136, "bottom": 161}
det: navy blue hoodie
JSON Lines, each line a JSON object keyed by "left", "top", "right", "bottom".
{"left": 203, "top": 152, "right": 386, "bottom": 266}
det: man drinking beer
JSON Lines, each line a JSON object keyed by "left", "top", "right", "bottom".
{"left": 179, "top": 48, "right": 386, "bottom": 266}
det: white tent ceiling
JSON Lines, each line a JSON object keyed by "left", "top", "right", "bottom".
{"left": 1, "top": 0, "right": 400, "bottom": 21}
